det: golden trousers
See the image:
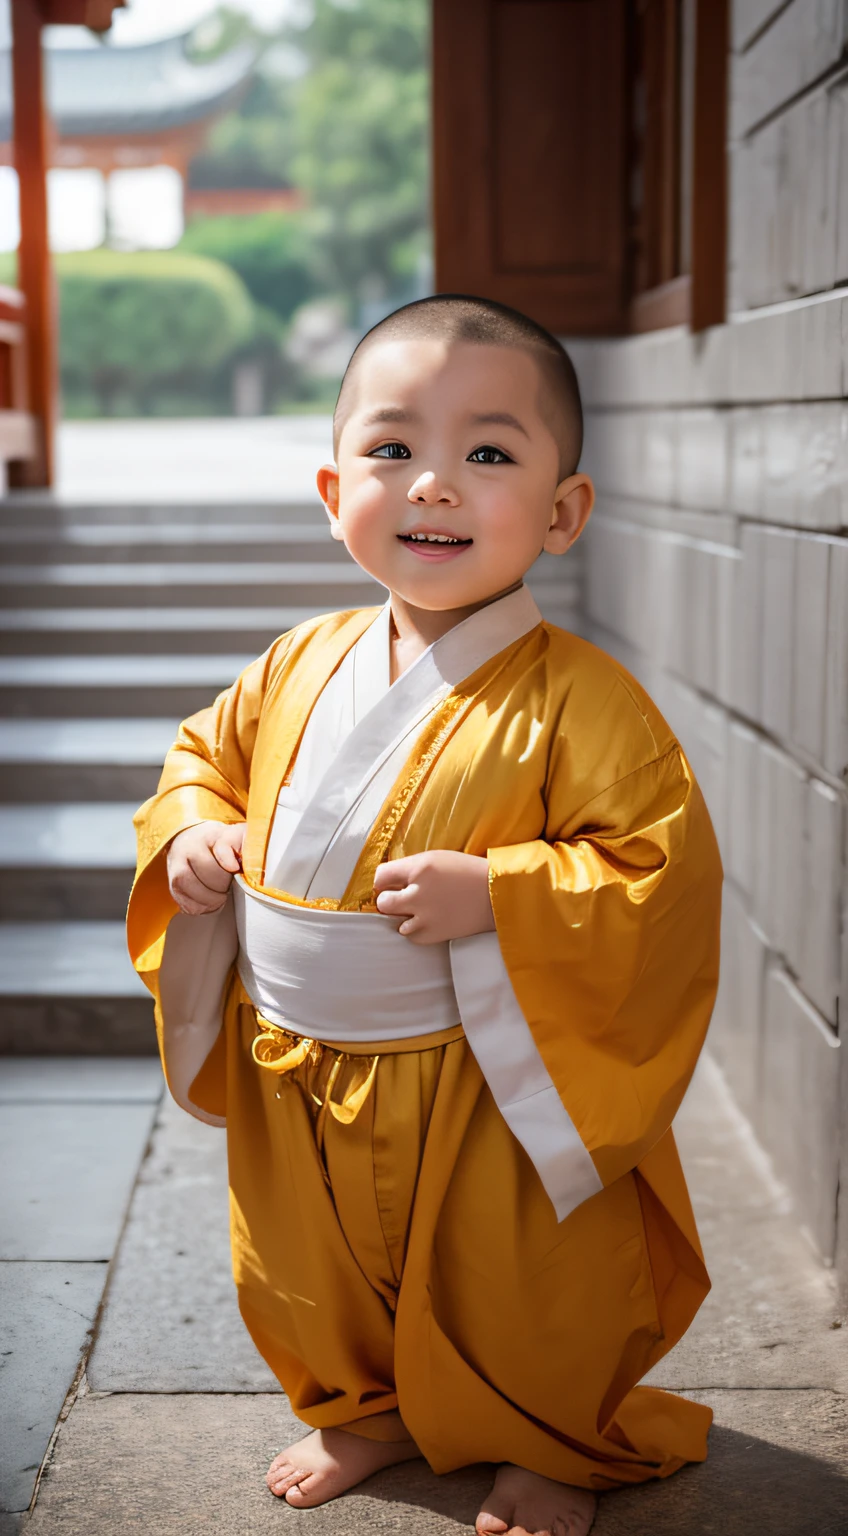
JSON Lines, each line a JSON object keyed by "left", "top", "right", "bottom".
{"left": 214, "top": 986, "right": 711, "bottom": 1490}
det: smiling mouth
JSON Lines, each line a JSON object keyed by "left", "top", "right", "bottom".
{"left": 397, "top": 532, "right": 473, "bottom": 546}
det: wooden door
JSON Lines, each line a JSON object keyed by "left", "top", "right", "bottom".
{"left": 432, "top": 0, "right": 627, "bottom": 334}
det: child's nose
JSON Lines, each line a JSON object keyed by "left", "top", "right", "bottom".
{"left": 407, "top": 470, "right": 460, "bottom": 506}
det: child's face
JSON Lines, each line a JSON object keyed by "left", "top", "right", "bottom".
{"left": 317, "top": 339, "right": 593, "bottom": 613}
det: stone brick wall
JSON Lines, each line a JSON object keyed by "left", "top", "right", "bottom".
{"left": 567, "top": 1, "right": 848, "bottom": 1282}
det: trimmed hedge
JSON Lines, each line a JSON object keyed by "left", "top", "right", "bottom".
{"left": 56, "top": 250, "right": 257, "bottom": 412}
{"left": 0, "top": 249, "right": 264, "bottom": 414}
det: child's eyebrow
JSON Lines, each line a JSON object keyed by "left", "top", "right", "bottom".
{"left": 361, "top": 407, "right": 416, "bottom": 426}
{"left": 469, "top": 411, "right": 530, "bottom": 438}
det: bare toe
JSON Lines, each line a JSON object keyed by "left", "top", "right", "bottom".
{"left": 476, "top": 1483, "right": 512, "bottom": 1535}
{"left": 267, "top": 1461, "right": 309, "bottom": 1499}
{"left": 285, "top": 1474, "right": 319, "bottom": 1507}
{"left": 481, "top": 1465, "right": 596, "bottom": 1536}
{"left": 476, "top": 1514, "right": 510, "bottom": 1536}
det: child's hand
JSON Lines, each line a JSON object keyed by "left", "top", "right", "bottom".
{"left": 373, "top": 851, "right": 495, "bottom": 945}
{"left": 166, "top": 821, "right": 246, "bottom": 916}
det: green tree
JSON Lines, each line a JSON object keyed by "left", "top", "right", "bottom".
{"left": 285, "top": 0, "right": 430, "bottom": 307}
{"left": 180, "top": 210, "right": 315, "bottom": 321}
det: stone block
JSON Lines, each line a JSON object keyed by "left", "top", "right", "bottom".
{"left": 732, "top": 0, "right": 792, "bottom": 58}
{"left": 26, "top": 1393, "right": 494, "bottom": 1536}
{"left": 677, "top": 540, "right": 715, "bottom": 694}
{"left": 686, "top": 702, "right": 729, "bottom": 855}
{"left": 761, "top": 407, "right": 802, "bottom": 525}
{"left": 734, "top": 0, "right": 844, "bottom": 140}
{"left": 801, "top": 90, "right": 839, "bottom": 298}
{"left": 799, "top": 402, "right": 844, "bottom": 530}
{"left": 800, "top": 291, "right": 844, "bottom": 399}
{"left": 798, "top": 778, "right": 844, "bottom": 1025}
{"left": 600, "top": 1390, "right": 848, "bottom": 1536}
{"left": 837, "top": 82, "right": 848, "bottom": 285}
{"left": 751, "top": 741, "right": 784, "bottom": 948}
{"left": 676, "top": 410, "right": 728, "bottom": 511}
{"left": 0, "top": 1261, "right": 104, "bottom": 1514}
{"left": 759, "top": 527, "right": 797, "bottom": 740}
{"left": 22, "top": 1387, "right": 848, "bottom": 1536}
{"left": 726, "top": 722, "right": 759, "bottom": 897}
{"left": 87, "top": 1094, "right": 278, "bottom": 1393}
{"left": 657, "top": 1057, "right": 848, "bottom": 1389}
{"left": 728, "top": 409, "right": 763, "bottom": 516}
{"left": 823, "top": 536, "right": 848, "bottom": 778}
{"left": 835, "top": 399, "right": 841, "bottom": 525}
{"left": 774, "top": 111, "right": 805, "bottom": 304}
{"left": 791, "top": 534, "right": 830, "bottom": 763}
{"left": 729, "top": 523, "right": 765, "bottom": 720}
{"left": 730, "top": 304, "right": 781, "bottom": 407}
{"left": 772, "top": 750, "right": 808, "bottom": 976}
{"left": 707, "top": 888, "right": 768, "bottom": 1118}
{"left": 0, "top": 1101, "right": 156, "bottom": 1261}
{"left": 0, "top": 1057, "right": 163, "bottom": 1103}
{"left": 752, "top": 742, "right": 807, "bottom": 964}
{"left": 641, "top": 411, "right": 677, "bottom": 503}
{"left": 760, "top": 965, "right": 840, "bottom": 1261}
{"left": 714, "top": 543, "right": 739, "bottom": 707}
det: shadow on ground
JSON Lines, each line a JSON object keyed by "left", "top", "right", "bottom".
{"left": 19, "top": 1389, "right": 847, "bottom": 1536}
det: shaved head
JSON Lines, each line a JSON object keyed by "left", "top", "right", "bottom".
{"left": 333, "top": 294, "right": 583, "bottom": 478}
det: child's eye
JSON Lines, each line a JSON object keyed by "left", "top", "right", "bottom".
{"left": 368, "top": 441, "right": 411, "bottom": 459}
{"left": 467, "top": 445, "right": 512, "bottom": 464}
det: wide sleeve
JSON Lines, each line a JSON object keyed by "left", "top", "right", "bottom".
{"left": 128, "top": 638, "right": 290, "bottom": 971}
{"left": 487, "top": 742, "right": 723, "bottom": 1189}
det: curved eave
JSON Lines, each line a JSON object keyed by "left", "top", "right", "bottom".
{"left": 49, "top": 75, "right": 253, "bottom": 138}
{"left": 0, "top": 37, "right": 257, "bottom": 143}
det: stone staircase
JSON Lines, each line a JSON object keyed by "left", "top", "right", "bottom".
{"left": 0, "top": 500, "right": 380, "bottom": 1055}
{"left": 0, "top": 496, "right": 579, "bottom": 1056}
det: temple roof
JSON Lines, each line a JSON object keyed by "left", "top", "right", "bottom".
{"left": 0, "top": 27, "right": 256, "bottom": 141}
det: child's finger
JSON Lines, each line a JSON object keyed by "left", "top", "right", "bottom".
{"left": 398, "top": 915, "right": 424, "bottom": 938}
{"left": 170, "top": 869, "right": 227, "bottom": 913}
{"left": 375, "top": 883, "right": 416, "bottom": 916}
{"left": 185, "top": 852, "right": 234, "bottom": 894}
{"left": 212, "top": 837, "right": 242, "bottom": 873}
{"left": 373, "top": 858, "right": 415, "bottom": 893}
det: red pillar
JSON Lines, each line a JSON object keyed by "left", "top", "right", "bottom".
{"left": 10, "top": 0, "right": 56, "bottom": 487}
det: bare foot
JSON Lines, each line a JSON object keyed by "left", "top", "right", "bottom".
{"left": 476, "top": 1463, "right": 597, "bottom": 1536}
{"left": 266, "top": 1426, "right": 419, "bottom": 1507}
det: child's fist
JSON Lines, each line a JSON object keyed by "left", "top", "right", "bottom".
{"left": 166, "top": 821, "right": 246, "bottom": 916}
{"left": 373, "top": 851, "right": 495, "bottom": 945}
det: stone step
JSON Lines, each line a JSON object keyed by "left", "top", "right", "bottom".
{"left": 0, "top": 606, "right": 326, "bottom": 656}
{"left": 0, "top": 561, "right": 381, "bottom": 610}
{"left": 0, "top": 804, "right": 138, "bottom": 919}
{"left": 0, "top": 921, "right": 155, "bottom": 1054}
{"left": 0, "top": 655, "right": 251, "bottom": 719}
{"left": 0, "top": 496, "right": 325, "bottom": 528}
{"left": 0, "top": 719, "right": 176, "bottom": 801}
{"left": 0, "top": 521, "right": 346, "bottom": 564}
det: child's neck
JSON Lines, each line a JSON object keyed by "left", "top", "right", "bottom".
{"left": 388, "top": 581, "right": 523, "bottom": 682}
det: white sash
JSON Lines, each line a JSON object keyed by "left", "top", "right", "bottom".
{"left": 271, "top": 585, "right": 542, "bottom": 900}
{"left": 158, "top": 586, "right": 604, "bottom": 1221}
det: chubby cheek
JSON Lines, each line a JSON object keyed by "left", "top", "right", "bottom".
{"left": 337, "top": 479, "right": 394, "bottom": 559}
{"left": 478, "top": 497, "right": 548, "bottom": 574}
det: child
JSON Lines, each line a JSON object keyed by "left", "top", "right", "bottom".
{"left": 129, "top": 295, "right": 722, "bottom": 1536}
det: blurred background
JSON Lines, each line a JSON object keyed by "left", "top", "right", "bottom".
{"left": 1, "top": 4, "right": 847, "bottom": 1529}
{"left": 0, "top": 0, "right": 431, "bottom": 419}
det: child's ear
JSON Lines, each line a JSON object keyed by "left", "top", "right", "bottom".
{"left": 543, "top": 473, "right": 594, "bottom": 555}
{"left": 316, "top": 464, "right": 345, "bottom": 541}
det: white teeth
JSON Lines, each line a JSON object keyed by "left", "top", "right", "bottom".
{"left": 406, "top": 533, "right": 463, "bottom": 544}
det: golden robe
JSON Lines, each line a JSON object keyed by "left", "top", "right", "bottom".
{"left": 128, "top": 606, "right": 723, "bottom": 1490}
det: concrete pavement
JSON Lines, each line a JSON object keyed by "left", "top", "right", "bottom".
{"left": 2, "top": 1052, "right": 845, "bottom": 1535}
